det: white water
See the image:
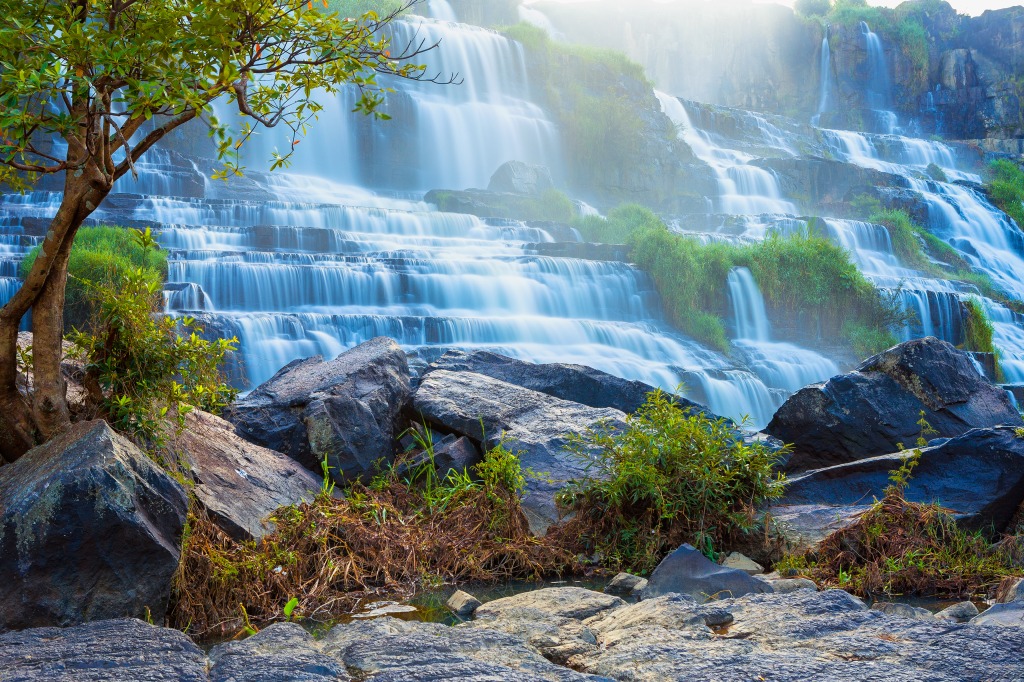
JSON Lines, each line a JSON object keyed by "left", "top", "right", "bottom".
{"left": 812, "top": 33, "right": 833, "bottom": 126}
{"left": 427, "top": 0, "right": 457, "bottom": 22}
{"left": 861, "top": 22, "right": 899, "bottom": 134}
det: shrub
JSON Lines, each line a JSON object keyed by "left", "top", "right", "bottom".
{"left": 68, "top": 229, "right": 237, "bottom": 447}
{"left": 20, "top": 225, "right": 167, "bottom": 330}
{"left": 962, "top": 297, "right": 995, "bottom": 355}
{"left": 795, "top": 0, "right": 832, "bottom": 17}
{"left": 988, "top": 159, "right": 1024, "bottom": 228}
{"left": 553, "top": 391, "right": 788, "bottom": 573}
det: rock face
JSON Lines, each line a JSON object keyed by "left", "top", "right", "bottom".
{"left": 640, "top": 544, "right": 774, "bottom": 602}
{"left": 778, "top": 427, "right": 1024, "bottom": 533}
{"left": 7, "top": 587, "right": 1024, "bottom": 680}
{"left": 0, "top": 421, "right": 188, "bottom": 630}
{"left": 427, "top": 349, "right": 708, "bottom": 415}
{"left": 412, "top": 370, "right": 626, "bottom": 534}
{"left": 487, "top": 161, "right": 555, "bottom": 195}
{"left": 175, "top": 410, "right": 321, "bottom": 540}
{"left": 767, "top": 338, "right": 1023, "bottom": 472}
{"left": 226, "top": 337, "right": 412, "bottom": 482}
{"left": 972, "top": 577, "right": 1024, "bottom": 627}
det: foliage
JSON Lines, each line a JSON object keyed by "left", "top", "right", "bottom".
{"left": 795, "top": 0, "right": 832, "bottom": 17}
{"left": 572, "top": 203, "right": 662, "bottom": 245}
{"left": 988, "top": 160, "right": 1024, "bottom": 229}
{"left": 962, "top": 298, "right": 996, "bottom": 355}
{"left": 20, "top": 226, "right": 167, "bottom": 331}
{"left": 825, "top": 0, "right": 931, "bottom": 81}
{"left": 552, "top": 391, "right": 788, "bottom": 573}
{"left": 67, "top": 230, "right": 237, "bottom": 447}
{"left": 431, "top": 187, "right": 575, "bottom": 223}
{"left": 327, "top": 0, "right": 407, "bottom": 17}
{"left": 172, "top": 441, "right": 573, "bottom": 640}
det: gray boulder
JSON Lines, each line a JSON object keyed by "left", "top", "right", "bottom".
{"left": 174, "top": 410, "right": 321, "bottom": 540}
{"left": 226, "top": 337, "right": 412, "bottom": 482}
{"left": 208, "top": 622, "right": 348, "bottom": 682}
{"left": 433, "top": 435, "right": 481, "bottom": 476}
{"left": 0, "top": 421, "right": 188, "bottom": 630}
{"left": 604, "top": 572, "right": 649, "bottom": 596}
{"left": 766, "top": 337, "right": 1023, "bottom": 471}
{"left": 412, "top": 370, "right": 626, "bottom": 533}
{"left": 936, "top": 601, "right": 980, "bottom": 622}
{"left": 639, "top": 544, "right": 774, "bottom": 602}
{"left": 426, "top": 350, "right": 711, "bottom": 416}
{"left": 778, "top": 427, "right": 1024, "bottom": 532}
{"left": 972, "top": 578, "right": 1024, "bottom": 627}
{"left": 0, "top": 619, "right": 208, "bottom": 681}
{"left": 487, "top": 161, "right": 555, "bottom": 195}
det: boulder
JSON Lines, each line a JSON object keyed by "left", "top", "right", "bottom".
{"left": 475, "top": 587, "right": 625, "bottom": 622}
{"left": 487, "top": 160, "right": 555, "bottom": 195}
{"left": 767, "top": 503, "right": 870, "bottom": 552}
{"left": 226, "top": 337, "right": 412, "bottom": 482}
{"left": 767, "top": 578, "right": 818, "bottom": 594}
{"left": 412, "top": 370, "right": 626, "bottom": 534}
{"left": 639, "top": 544, "right": 774, "bottom": 602}
{"left": 777, "top": 427, "right": 1024, "bottom": 532}
{"left": 767, "top": 337, "right": 1023, "bottom": 471}
{"left": 721, "top": 552, "right": 763, "bottom": 575}
{"left": 433, "top": 435, "right": 480, "bottom": 476}
{"left": 208, "top": 622, "right": 348, "bottom": 682}
{"left": 0, "top": 421, "right": 188, "bottom": 630}
{"left": 604, "top": 572, "right": 649, "bottom": 596}
{"left": 174, "top": 410, "right": 322, "bottom": 540}
{"left": 426, "top": 349, "right": 710, "bottom": 415}
{"left": 871, "top": 602, "right": 935, "bottom": 620}
{"left": 973, "top": 578, "right": 1024, "bottom": 627}
{"left": 0, "top": 619, "right": 208, "bottom": 681}
{"left": 936, "top": 602, "right": 980, "bottom": 622}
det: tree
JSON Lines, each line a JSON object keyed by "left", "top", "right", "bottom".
{"left": 0, "top": 0, "right": 448, "bottom": 461}
{"left": 795, "top": 0, "right": 833, "bottom": 17}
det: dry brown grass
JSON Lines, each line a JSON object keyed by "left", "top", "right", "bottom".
{"left": 171, "top": 481, "right": 576, "bottom": 641}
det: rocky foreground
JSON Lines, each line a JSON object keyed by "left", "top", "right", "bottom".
{"left": 3, "top": 583, "right": 1023, "bottom": 682}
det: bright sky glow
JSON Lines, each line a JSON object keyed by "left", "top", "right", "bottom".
{"left": 527, "top": 0, "right": 1022, "bottom": 17}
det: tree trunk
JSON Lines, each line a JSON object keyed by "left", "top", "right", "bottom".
{"left": 0, "top": 173, "right": 106, "bottom": 461}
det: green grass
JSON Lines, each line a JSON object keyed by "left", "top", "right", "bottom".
{"left": 553, "top": 390, "right": 788, "bottom": 573}
{"left": 988, "top": 159, "right": 1024, "bottom": 229}
{"left": 21, "top": 225, "right": 167, "bottom": 330}
{"left": 962, "top": 297, "right": 996, "bottom": 355}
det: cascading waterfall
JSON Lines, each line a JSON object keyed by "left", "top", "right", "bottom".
{"left": 860, "top": 22, "right": 899, "bottom": 134}
{"left": 518, "top": 4, "right": 564, "bottom": 40}
{"left": 812, "top": 30, "right": 833, "bottom": 126}
{"left": 427, "top": 0, "right": 457, "bottom": 22}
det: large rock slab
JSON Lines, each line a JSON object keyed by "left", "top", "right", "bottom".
{"left": 426, "top": 350, "right": 709, "bottom": 415}
{"left": 767, "top": 337, "right": 1023, "bottom": 471}
{"left": 639, "top": 544, "right": 774, "bottom": 602}
{"left": 412, "top": 370, "right": 626, "bottom": 533}
{"left": 778, "top": 427, "right": 1024, "bottom": 532}
{"left": 226, "top": 337, "right": 412, "bottom": 482}
{"left": 488, "top": 160, "right": 555, "bottom": 195}
{"left": 174, "top": 410, "right": 321, "bottom": 540}
{"left": 208, "top": 622, "right": 349, "bottom": 682}
{"left": 0, "top": 421, "right": 188, "bottom": 630}
{"left": 0, "top": 619, "right": 208, "bottom": 681}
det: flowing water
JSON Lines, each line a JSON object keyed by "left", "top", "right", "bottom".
{"left": 812, "top": 31, "right": 833, "bottom": 126}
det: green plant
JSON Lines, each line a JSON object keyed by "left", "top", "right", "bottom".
{"left": 795, "top": 0, "right": 832, "bottom": 17}
{"left": 68, "top": 229, "right": 238, "bottom": 447}
{"left": 962, "top": 298, "right": 996, "bottom": 355}
{"left": 553, "top": 390, "right": 788, "bottom": 573}
{"left": 988, "top": 160, "right": 1024, "bottom": 228}
{"left": 282, "top": 597, "right": 300, "bottom": 621}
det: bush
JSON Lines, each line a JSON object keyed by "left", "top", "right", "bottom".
{"left": 20, "top": 225, "right": 167, "bottom": 331}
{"left": 795, "top": 0, "right": 832, "bottom": 17}
{"left": 962, "top": 297, "right": 995, "bottom": 355}
{"left": 68, "top": 229, "right": 237, "bottom": 447}
{"left": 553, "top": 391, "right": 788, "bottom": 573}
{"left": 988, "top": 159, "right": 1024, "bottom": 228}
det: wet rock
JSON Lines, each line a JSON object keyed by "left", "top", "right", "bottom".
{"left": 475, "top": 587, "right": 625, "bottom": 622}
{"left": 972, "top": 578, "right": 1024, "bottom": 627}
{"left": 226, "top": 337, "right": 412, "bottom": 482}
{"left": 721, "top": 552, "right": 763, "bottom": 575}
{"left": 208, "top": 622, "right": 348, "bottom": 682}
{"left": 639, "top": 544, "right": 774, "bottom": 602}
{"left": 488, "top": 161, "right": 555, "bottom": 195}
{"left": 605, "top": 572, "right": 648, "bottom": 596}
{"left": 777, "top": 427, "right": 1024, "bottom": 533}
{"left": 0, "top": 421, "right": 187, "bottom": 629}
{"left": 447, "top": 590, "right": 482, "bottom": 618}
{"left": 426, "top": 350, "right": 710, "bottom": 415}
{"left": 175, "top": 410, "right": 321, "bottom": 540}
{"left": 413, "top": 370, "right": 626, "bottom": 533}
{"left": 935, "top": 601, "right": 980, "bottom": 622}
{"left": 871, "top": 602, "right": 935, "bottom": 620}
{"left": 768, "top": 578, "right": 818, "bottom": 594}
{"left": 767, "top": 338, "right": 1023, "bottom": 471}
{"left": 0, "top": 619, "right": 207, "bottom": 681}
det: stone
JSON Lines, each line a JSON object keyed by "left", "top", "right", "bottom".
{"left": 487, "top": 160, "right": 555, "bottom": 195}
{"left": 997, "top": 577, "right": 1024, "bottom": 604}
{"left": 766, "top": 337, "right": 1023, "bottom": 472}
{"left": 0, "top": 421, "right": 188, "bottom": 629}
{"left": 447, "top": 590, "right": 483, "bottom": 618}
{"left": 767, "top": 503, "right": 871, "bottom": 552}
{"left": 768, "top": 578, "right": 818, "bottom": 594}
{"left": 426, "top": 349, "right": 710, "bottom": 416}
{"left": 870, "top": 602, "right": 935, "bottom": 620}
{"left": 226, "top": 337, "right": 412, "bottom": 482}
{"left": 583, "top": 595, "right": 709, "bottom": 638}
{"left": 433, "top": 436, "right": 480, "bottom": 475}
{"left": 475, "top": 587, "right": 625, "bottom": 622}
{"left": 777, "top": 427, "right": 1024, "bottom": 533}
{"left": 604, "top": 572, "right": 648, "bottom": 596}
{"left": 721, "top": 552, "right": 763, "bottom": 575}
{"left": 0, "top": 619, "right": 208, "bottom": 681}
{"left": 174, "top": 410, "right": 321, "bottom": 540}
{"left": 639, "top": 544, "right": 774, "bottom": 602}
{"left": 413, "top": 370, "right": 626, "bottom": 534}
{"left": 208, "top": 622, "right": 349, "bottom": 682}
{"left": 972, "top": 603, "right": 1024, "bottom": 627}
{"left": 935, "top": 601, "right": 980, "bottom": 622}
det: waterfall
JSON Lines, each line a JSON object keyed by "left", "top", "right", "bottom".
{"left": 728, "top": 268, "right": 771, "bottom": 342}
{"left": 812, "top": 30, "right": 833, "bottom": 126}
{"left": 656, "top": 91, "right": 797, "bottom": 216}
{"left": 427, "top": 0, "right": 457, "bottom": 22}
{"left": 860, "top": 22, "right": 898, "bottom": 134}
{"left": 518, "top": 5, "right": 564, "bottom": 40}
